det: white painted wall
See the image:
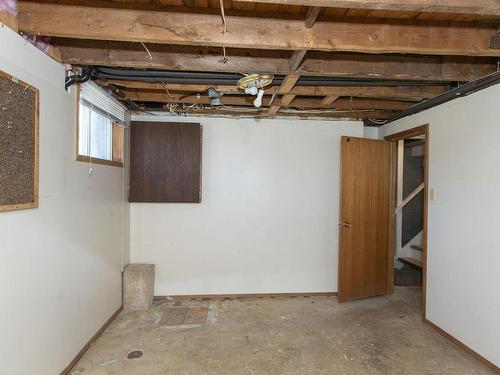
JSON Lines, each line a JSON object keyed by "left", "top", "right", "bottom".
{"left": 379, "top": 84, "right": 500, "bottom": 367}
{"left": 0, "top": 27, "right": 127, "bottom": 374}
{"left": 130, "top": 115, "right": 363, "bottom": 295}
{"left": 363, "top": 126, "right": 379, "bottom": 139}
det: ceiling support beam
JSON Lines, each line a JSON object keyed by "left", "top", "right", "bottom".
{"left": 56, "top": 41, "right": 498, "bottom": 82}
{"left": 278, "top": 74, "right": 301, "bottom": 94}
{"left": 289, "top": 50, "right": 308, "bottom": 71}
{"left": 304, "top": 7, "right": 321, "bottom": 28}
{"left": 0, "top": 11, "right": 18, "bottom": 32}
{"left": 17, "top": 2, "right": 500, "bottom": 56}
{"left": 321, "top": 95, "right": 340, "bottom": 105}
{"left": 490, "top": 29, "right": 500, "bottom": 49}
{"left": 280, "top": 94, "right": 296, "bottom": 105}
{"left": 120, "top": 90, "right": 411, "bottom": 110}
{"left": 269, "top": 74, "right": 301, "bottom": 115}
{"left": 236, "top": 0, "right": 500, "bottom": 17}
{"left": 146, "top": 106, "right": 395, "bottom": 120}
{"left": 105, "top": 80, "right": 446, "bottom": 100}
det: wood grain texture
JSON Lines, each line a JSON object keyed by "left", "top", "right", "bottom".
{"left": 236, "top": 0, "right": 500, "bottom": 17}
{"left": 121, "top": 90, "right": 411, "bottom": 111}
{"left": 17, "top": 2, "right": 500, "bottom": 56}
{"left": 268, "top": 73, "right": 301, "bottom": 114}
{"left": 112, "top": 122, "right": 124, "bottom": 163}
{"left": 321, "top": 95, "right": 339, "bottom": 105}
{"left": 0, "top": 11, "right": 19, "bottom": 32}
{"left": 304, "top": 6, "right": 321, "bottom": 27}
{"left": 114, "top": 82, "right": 444, "bottom": 100}
{"left": 129, "top": 122, "right": 202, "bottom": 203}
{"left": 129, "top": 107, "right": 393, "bottom": 119}
{"left": 0, "top": 70, "right": 39, "bottom": 212}
{"left": 76, "top": 155, "right": 123, "bottom": 168}
{"left": 288, "top": 49, "right": 307, "bottom": 70}
{"left": 55, "top": 40, "right": 498, "bottom": 81}
{"left": 338, "top": 137, "right": 392, "bottom": 302}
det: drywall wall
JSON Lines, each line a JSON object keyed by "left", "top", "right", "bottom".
{"left": 363, "top": 126, "right": 379, "bottom": 139}
{"left": 0, "top": 27, "right": 127, "bottom": 374}
{"left": 379, "top": 84, "right": 500, "bottom": 367}
{"left": 130, "top": 115, "right": 363, "bottom": 295}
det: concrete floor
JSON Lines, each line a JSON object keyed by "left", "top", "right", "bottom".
{"left": 70, "top": 287, "right": 494, "bottom": 374}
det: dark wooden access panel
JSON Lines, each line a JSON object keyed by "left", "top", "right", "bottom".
{"left": 129, "top": 122, "right": 202, "bottom": 203}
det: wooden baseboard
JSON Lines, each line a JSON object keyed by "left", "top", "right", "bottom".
{"left": 155, "top": 292, "right": 337, "bottom": 301}
{"left": 60, "top": 306, "right": 122, "bottom": 375}
{"left": 424, "top": 319, "right": 499, "bottom": 373}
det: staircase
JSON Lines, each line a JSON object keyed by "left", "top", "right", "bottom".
{"left": 397, "top": 140, "right": 425, "bottom": 269}
{"left": 399, "top": 245, "right": 423, "bottom": 268}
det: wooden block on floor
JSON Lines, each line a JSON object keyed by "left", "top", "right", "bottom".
{"left": 123, "top": 264, "right": 155, "bottom": 311}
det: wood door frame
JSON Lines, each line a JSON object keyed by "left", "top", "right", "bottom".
{"left": 385, "top": 124, "right": 429, "bottom": 320}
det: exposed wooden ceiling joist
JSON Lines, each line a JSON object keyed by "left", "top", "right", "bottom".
{"left": 147, "top": 106, "right": 395, "bottom": 120}
{"left": 289, "top": 98, "right": 410, "bottom": 110}
{"left": 288, "top": 50, "right": 307, "bottom": 70}
{"left": 304, "top": 7, "right": 321, "bottom": 28}
{"left": 237, "top": 0, "right": 500, "bottom": 17}
{"left": 280, "top": 94, "right": 297, "bottom": 105}
{"left": 321, "top": 95, "right": 340, "bottom": 105}
{"left": 55, "top": 41, "right": 498, "bottom": 82}
{"left": 105, "top": 80, "right": 446, "bottom": 100}
{"left": 17, "top": 2, "right": 500, "bottom": 56}
{"left": 268, "top": 74, "right": 301, "bottom": 114}
{"left": 120, "top": 90, "right": 409, "bottom": 110}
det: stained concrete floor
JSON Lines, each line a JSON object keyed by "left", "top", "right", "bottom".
{"left": 70, "top": 287, "right": 494, "bottom": 375}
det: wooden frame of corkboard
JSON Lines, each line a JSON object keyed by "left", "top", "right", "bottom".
{"left": 0, "top": 70, "right": 39, "bottom": 212}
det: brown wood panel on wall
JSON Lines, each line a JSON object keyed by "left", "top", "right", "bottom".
{"left": 129, "top": 122, "right": 202, "bottom": 203}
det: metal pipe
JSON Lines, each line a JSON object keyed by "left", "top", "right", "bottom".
{"left": 93, "top": 66, "right": 451, "bottom": 87}
{"left": 65, "top": 68, "right": 93, "bottom": 89}
{"left": 368, "top": 71, "right": 500, "bottom": 126}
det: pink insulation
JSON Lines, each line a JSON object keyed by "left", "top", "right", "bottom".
{"left": 0, "top": 0, "right": 16, "bottom": 15}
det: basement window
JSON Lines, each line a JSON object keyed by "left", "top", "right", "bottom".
{"left": 76, "top": 82, "right": 127, "bottom": 167}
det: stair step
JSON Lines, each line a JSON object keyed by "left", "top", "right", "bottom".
{"left": 399, "top": 257, "right": 422, "bottom": 268}
{"left": 411, "top": 245, "right": 423, "bottom": 252}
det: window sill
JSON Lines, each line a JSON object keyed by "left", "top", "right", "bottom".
{"left": 76, "top": 155, "right": 123, "bottom": 168}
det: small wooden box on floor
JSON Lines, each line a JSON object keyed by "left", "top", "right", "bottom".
{"left": 123, "top": 264, "right": 155, "bottom": 311}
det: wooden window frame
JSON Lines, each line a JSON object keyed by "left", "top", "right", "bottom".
{"left": 74, "top": 86, "right": 124, "bottom": 168}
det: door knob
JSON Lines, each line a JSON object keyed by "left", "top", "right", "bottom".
{"left": 341, "top": 221, "right": 352, "bottom": 228}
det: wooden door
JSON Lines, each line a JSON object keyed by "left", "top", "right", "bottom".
{"left": 338, "top": 136, "right": 393, "bottom": 302}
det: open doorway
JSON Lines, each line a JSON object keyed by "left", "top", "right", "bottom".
{"left": 386, "top": 125, "right": 429, "bottom": 319}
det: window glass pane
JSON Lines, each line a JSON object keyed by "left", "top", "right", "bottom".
{"left": 78, "top": 103, "right": 113, "bottom": 161}
{"left": 78, "top": 103, "right": 91, "bottom": 157}
{"left": 89, "top": 110, "right": 112, "bottom": 160}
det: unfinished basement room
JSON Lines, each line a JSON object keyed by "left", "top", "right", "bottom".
{"left": 1, "top": 0, "right": 499, "bottom": 374}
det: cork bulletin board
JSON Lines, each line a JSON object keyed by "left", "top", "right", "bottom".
{"left": 0, "top": 70, "right": 39, "bottom": 212}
